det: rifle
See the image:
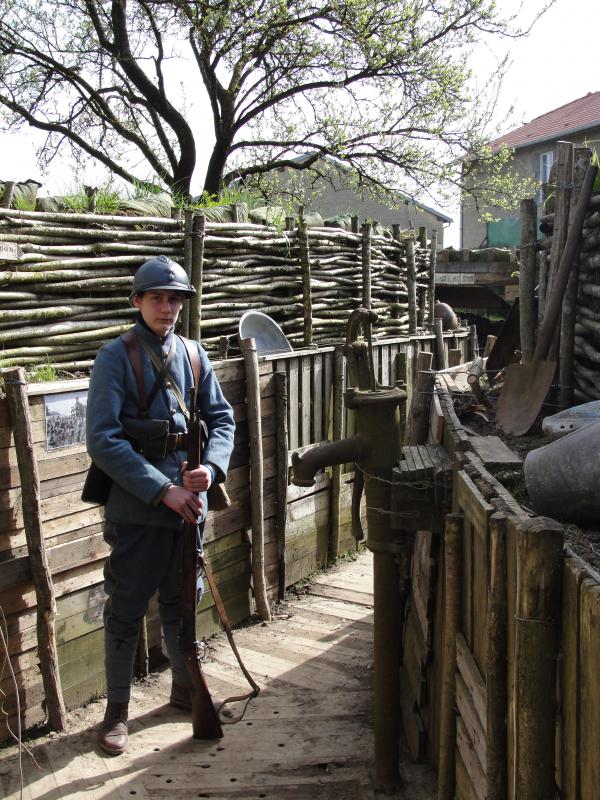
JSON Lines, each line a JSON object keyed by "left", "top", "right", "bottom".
{"left": 180, "top": 388, "right": 224, "bottom": 740}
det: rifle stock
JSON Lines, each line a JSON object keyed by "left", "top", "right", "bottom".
{"left": 180, "top": 388, "right": 223, "bottom": 740}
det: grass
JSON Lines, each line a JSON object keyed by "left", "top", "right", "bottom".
{"left": 27, "top": 362, "right": 58, "bottom": 383}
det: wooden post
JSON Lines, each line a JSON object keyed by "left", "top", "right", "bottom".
{"left": 513, "top": 516, "right": 564, "bottom": 800}
{"left": 238, "top": 338, "right": 271, "bottom": 621}
{"left": 392, "top": 224, "right": 403, "bottom": 319}
{"left": 4, "top": 367, "right": 67, "bottom": 731}
{"left": 351, "top": 215, "right": 359, "bottom": 233}
{"left": 219, "top": 335, "right": 229, "bottom": 360}
{"left": 274, "top": 371, "right": 288, "bottom": 599}
{"left": 181, "top": 208, "right": 193, "bottom": 337}
{"left": 429, "top": 228, "right": 438, "bottom": 331}
{"left": 406, "top": 237, "right": 417, "bottom": 334}
{"left": 418, "top": 226, "right": 427, "bottom": 248}
{"left": 519, "top": 198, "right": 538, "bottom": 363}
{"left": 189, "top": 212, "right": 206, "bottom": 342}
{"left": 434, "top": 318, "right": 448, "bottom": 370}
{"left": 417, "top": 287, "right": 427, "bottom": 329}
{"left": 547, "top": 141, "right": 574, "bottom": 297}
{"left": 1, "top": 180, "right": 16, "bottom": 208}
{"left": 404, "top": 351, "right": 434, "bottom": 445}
{"left": 448, "top": 348, "right": 462, "bottom": 367}
{"left": 536, "top": 252, "right": 548, "bottom": 331}
{"left": 468, "top": 324, "right": 479, "bottom": 360}
{"left": 329, "top": 344, "right": 345, "bottom": 561}
{"left": 285, "top": 215, "right": 295, "bottom": 231}
{"left": 437, "top": 513, "right": 463, "bottom": 800}
{"left": 559, "top": 146, "right": 592, "bottom": 409}
{"left": 486, "top": 513, "right": 508, "bottom": 800}
{"left": 361, "top": 221, "right": 372, "bottom": 309}
{"left": 298, "top": 217, "right": 313, "bottom": 345}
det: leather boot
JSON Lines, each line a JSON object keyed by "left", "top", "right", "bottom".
{"left": 98, "top": 701, "right": 129, "bottom": 755}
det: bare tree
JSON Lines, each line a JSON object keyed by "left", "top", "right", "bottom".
{"left": 0, "top": 0, "right": 548, "bottom": 202}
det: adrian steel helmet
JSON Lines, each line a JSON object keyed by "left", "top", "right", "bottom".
{"left": 129, "top": 255, "right": 196, "bottom": 303}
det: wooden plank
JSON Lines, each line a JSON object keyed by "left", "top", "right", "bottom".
{"left": 462, "top": 516, "right": 474, "bottom": 650}
{"left": 561, "top": 557, "right": 586, "bottom": 800}
{"left": 312, "top": 353, "right": 323, "bottom": 443}
{"left": 288, "top": 358, "right": 299, "bottom": 450}
{"left": 472, "top": 512, "right": 489, "bottom": 676}
{"left": 468, "top": 436, "right": 522, "bottom": 470}
{"left": 456, "top": 470, "right": 494, "bottom": 533}
{"left": 456, "top": 716, "right": 486, "bottom": 800}
{"left": 456, "top": 633, "right": 487, "bottom": 735}
{"left": 455, "top": 747, "right": 477, "bottom": 800}
{"left": 579, "top": 577, "right": 600, "bottom": 800}
{"left": 300, "top": 354, "right": 312, "bottom": 447}
{"left": 456, "top": 672, "right": 487, "bottom": 773}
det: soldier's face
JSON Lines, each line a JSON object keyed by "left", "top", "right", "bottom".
{"left": 133, "top": 290, "right": 185, "bottom": 337}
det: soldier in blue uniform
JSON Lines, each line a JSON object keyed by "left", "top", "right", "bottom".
{"left": 86, "top": 256, "right": 235, "bottom": 755}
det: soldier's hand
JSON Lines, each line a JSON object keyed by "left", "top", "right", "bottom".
{"left": 180, "top": 462, "right": 212, "bottom": 493}
{"left": 162, "top": 485, "right": 202, "bottom": 524}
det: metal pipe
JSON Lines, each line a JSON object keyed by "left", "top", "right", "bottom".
{"left": 291, "top": 437, "right": 368, "bottom": 487}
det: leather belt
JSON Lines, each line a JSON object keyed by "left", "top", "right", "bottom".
{"left": 166, "top": 432, "right": 188, "bottom": 451}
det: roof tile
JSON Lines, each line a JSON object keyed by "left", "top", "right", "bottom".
{"left": 490, "top": 91, "right": 600, "bottom": 150}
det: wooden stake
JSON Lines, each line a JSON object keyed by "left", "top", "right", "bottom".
{"left": 298, "top": 217, "right": 313, "bottom": 345}
{"left": 519, "top": 198, "right": 538, "bottom": 363}
{"left": 274, "top": 371, "right": 289, "bottom": 599}
{"left": 329, "top": 344, "right": 345, "bottom": 561}
{"left": 1, "top": 180, "right": 15, "bottom": 208}
{"left": 190, "top": 213, "right": 206, "bottom": 341}
{"left": 437, "top": 512, "right": 463, "bottom": 800}
{"left": 238, "top": 338, "right": 271, "bottom": 621}
{"left": 4, "top": 367, "right": 67, "bottom": 731}
{"left": 406, "top": 238, "right": 417, "bottom": 334}
{"left": 361, "top": 222, "right": 372, "bottom": 309}
{"left": 486, "top": 513, "right": 508, "bottom": 800}
{"left": 560, "top": 147, "right": 592, "bottom": 409}
{"left": 513, "top": 516, "right": 564, "bottom": 800}
{"left": 429, "top": 229, "right": 438, "bottom": 331}
{"left": 468, "top": 324, "right": 479, "bottom": 360}
{"left": 434, "top": 318, "right": 448, "bottom": 370}
{"left": 404, "top": 350, "right": 434, "bottom": 445}
{"left": 182, "top": 208, "right": 193, "bottom": 337}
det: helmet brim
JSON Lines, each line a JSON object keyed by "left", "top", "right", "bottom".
{"left": 129, "top": 283, "right": 196, "bottom": 304}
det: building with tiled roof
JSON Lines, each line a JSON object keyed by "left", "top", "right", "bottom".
{"left": 461, "top": 92, "right": 600, "bottom": 250}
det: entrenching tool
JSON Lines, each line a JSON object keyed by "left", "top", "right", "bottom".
{"left": 495, "top": 162, "right": 598, "bottom": 436}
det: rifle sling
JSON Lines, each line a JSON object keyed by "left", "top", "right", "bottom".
{"left": 201, "top": 555, "right": 261, "bottom": 719}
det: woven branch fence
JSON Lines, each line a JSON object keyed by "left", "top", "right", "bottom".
{"left": 0, "top": 208, "right": 436, "bottom": 370}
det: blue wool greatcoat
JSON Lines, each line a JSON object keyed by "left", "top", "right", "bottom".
{"left": 86, "top": 318, "right": 235, "bottom": 526}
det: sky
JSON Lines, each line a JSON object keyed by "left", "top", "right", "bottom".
{"left": 0, "top": 0, "right": 597, "bottom": 247}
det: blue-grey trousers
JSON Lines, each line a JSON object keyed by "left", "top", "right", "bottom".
{"left": 102, "top": 521, "right": 203, "bottom": 703}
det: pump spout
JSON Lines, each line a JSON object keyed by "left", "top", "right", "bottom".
{"left": 291, "top": 437, "right": 368, "bottom": 487}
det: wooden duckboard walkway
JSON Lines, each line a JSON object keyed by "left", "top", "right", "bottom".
{"left": 0, "top": 552, "right": 435, "bottom": 799}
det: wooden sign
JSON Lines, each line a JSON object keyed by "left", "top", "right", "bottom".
{"left": 0, "top": 241, "right": 23, "bottom": 261}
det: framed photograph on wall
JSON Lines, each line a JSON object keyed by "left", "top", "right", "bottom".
{"left": 44, "top": 390, "right": 88, "bottom": 451}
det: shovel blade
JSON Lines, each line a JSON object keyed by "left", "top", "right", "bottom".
{"left": 496, "top": 360, "right": 556, "bottom": 436}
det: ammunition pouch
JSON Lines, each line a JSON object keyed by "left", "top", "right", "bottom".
{"left": 122, "top": 416, "right": 170, "bottom": 461}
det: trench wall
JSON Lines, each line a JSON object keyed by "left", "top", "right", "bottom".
{"left": 404, "top": 379, "right": 600, "bottom": 800}
{"left": 0, "top": 329, "right": 466, "bottom": 740}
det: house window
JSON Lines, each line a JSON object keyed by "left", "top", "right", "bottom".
{"left": 538, "top": 151, "right": 554, "bottom": 204}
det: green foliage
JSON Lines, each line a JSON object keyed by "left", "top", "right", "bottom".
{"left": 0, "top": 0, "right": 551, "bottom": 207}
{"left": 27, "top": 361, "right": 58, "bottom": 383}
{"left": 13, "top": 193, "right": 36, "bottom": 211}
{"left": 60, "top": 182, "right": 121, "bottom": 214}
{"left": 590, "top": 149, "right": 600, "bottom": 193}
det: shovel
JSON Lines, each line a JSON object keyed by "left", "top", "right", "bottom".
{"left": 496, "top": 162, "right": 598, "bottom": 436}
